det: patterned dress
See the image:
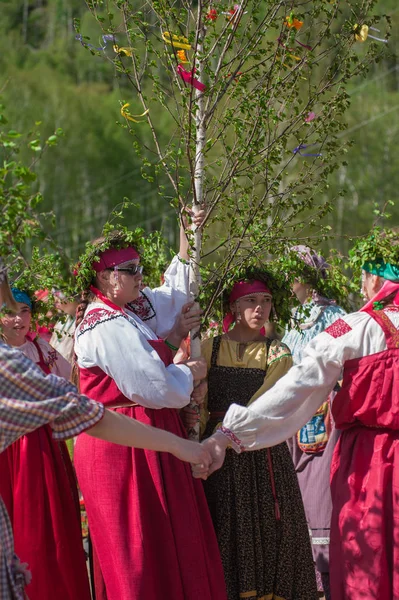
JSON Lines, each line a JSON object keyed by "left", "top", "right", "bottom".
{"left": 201, "top": 336, "right": 318, "bottom": 600}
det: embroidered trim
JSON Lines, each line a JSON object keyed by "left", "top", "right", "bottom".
{"left": 127, "top": 290, "right": 156, "bottom": 322}
{"left": 45, "top": 348, "right": 59, "bottom": 369}
{"left": 312, "top": 536, "right": 330, "bottom": 545}
{"left": 77, "top": 308, "right": 124, "bottom": 338}
{"left": 267, "top": 341, "right": 291, "bottom": 366}
{"left": 374, "top": 309, "right": 399, "bottom": 348}
{"left": 325, "top": 318, "right": 352, "bottom": 339}
{"left": 219, "top": 425, "right": 245, "bottom": 453}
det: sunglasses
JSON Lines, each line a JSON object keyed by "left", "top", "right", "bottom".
{"left": 108, "top": 265, "right": 143, "bottom": 276}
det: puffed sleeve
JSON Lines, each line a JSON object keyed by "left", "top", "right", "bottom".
{"left": 0, "top": 344, "right": 104, "bottom": 452}
{"left": 222, "top": 312, "right": 385, "bottom": 450}
{"left": 248, "top": 341, "right": 292, "bottom": 406}
{"left": 141, "top": 256, "right": 191, "bottom": 338}
{"left": 75, "top": 311, "right": 193, "bottom": 409}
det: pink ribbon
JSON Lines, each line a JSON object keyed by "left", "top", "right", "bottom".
{"left": 177, "top": 65, "right": 206, "bottom": 92}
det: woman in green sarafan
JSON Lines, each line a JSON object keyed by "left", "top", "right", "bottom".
{"left": 199, "top": 273, "right": 318, "bottom": 600}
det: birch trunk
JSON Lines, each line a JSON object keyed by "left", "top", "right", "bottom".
{"left": 187, "top": 16, "right": 206, "bottom": 441}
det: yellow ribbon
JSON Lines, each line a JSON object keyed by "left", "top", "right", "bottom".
{"left": 285, "top": 15, "right": 303, "bottom": 30}
{"left": 353, "top": 24, "right": 369, "bottom": 42}
{"left": 162, "top": 32, "right": 191, "bottom": 50}
{"left": 114, "top": 44, "right": 134, "bottom": 57}
{"left": 176, "top": 49, "right": 190, "bottom": 63}
{"left": 120, "top": 104, "right": 149, "bottom": 123}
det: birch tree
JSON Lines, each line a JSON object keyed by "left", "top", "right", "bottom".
{"left": 79, "top": 0, "right": 388, "bottom": 434}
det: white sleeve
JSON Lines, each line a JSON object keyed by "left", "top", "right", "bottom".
{"left": 223, "top": 312, "right": 386, "bottom": 449}
{"left": 143, "top": 255, "right": 191, "bottom": 338}
{"left": 75, "top": 314, "right": 193, "bottom": 409}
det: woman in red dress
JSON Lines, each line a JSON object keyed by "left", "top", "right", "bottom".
{"left": 74, "top": 233, "right": 227, "bottom": 600}
{"left": 0, "top": 288, "right": 92, "bottom": 600}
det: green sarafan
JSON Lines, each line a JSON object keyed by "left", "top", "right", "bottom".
{"left": 349, "top": 227, "right": 399, "bottom": 276}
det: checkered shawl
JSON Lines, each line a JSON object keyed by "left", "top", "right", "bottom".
{"left": 0, "top": 341, "right": 104, "bottom": 599}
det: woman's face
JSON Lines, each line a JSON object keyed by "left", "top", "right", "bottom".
{"left": 292, "top": 280, "right": 312, "bottom": 305}
{"left": 98, "top": 259, "right": 143, "bottom": 306}
{"left": 1, "top": 302, "right": 32, "bottom": 346}
{"left": 361, "top": 271, "right": 383, "bottom": 301}
{"left": 234, "top": 293, "right": 272, "bottom": 330}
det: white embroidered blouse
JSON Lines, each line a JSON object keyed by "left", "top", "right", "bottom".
{"left": 223, "top": 310, "right": 399, "bottom": 450}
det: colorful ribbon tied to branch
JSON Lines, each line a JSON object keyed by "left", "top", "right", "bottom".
{"left": 75, "top": 33, "right": 114, "bottom": 51}
{"left": 206, "top": 8, "right": 218, "bottom": 21}
{"left": 120, "top": 104, "right": 149, "bottom": 123}
{"left": 305, "top": 111, "right": 316, "bottom": 123}
{"left": 222, "top": 4, "right": 247, "bottom": 27}
{"left": 176, "top": 50, "right": 190, "bottom": 64}
{"left": 353, "top": 24, "right": 388, "bottom": 43}
{"left": 177, "top": 65, "right": 206, "bottom": 92}
{"left": 162, "top": 32, "right": 191, "bottom": 50}
{"left": 285, "top": 13, "right": 303, "bottom": 30}
{"left": 293, "top": 143, "right": 322, "bottom": 157}
{"left": 114, "top": 45, "right": 134, "bottom": 57}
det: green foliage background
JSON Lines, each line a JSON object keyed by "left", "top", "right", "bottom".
{"left": 0, "top": 0, "right": 398, "bottom": 263}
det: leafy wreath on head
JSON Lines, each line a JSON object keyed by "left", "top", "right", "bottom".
{"left": 275, "top": 248, "right": 352, "bottom": 312}
{"left": 349, "top": 227, "right": 399, "bottom": 278}
{"left": 200, "top": 261, "right": 296, "bottom": 331}
{"left": 73, "top": 225, "right": 170, "bottom": 294}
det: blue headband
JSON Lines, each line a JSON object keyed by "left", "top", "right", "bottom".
{"left": 11, "top": 288, "right": 32, "bottom": 309}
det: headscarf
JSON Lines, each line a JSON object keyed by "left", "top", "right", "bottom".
{"left": 222, "top": 280, "right": 272, "bottom": 333}
{"left": 361, "top": 260, "right": 399, "bottom": 282}
{"left": 361, "top": 261, "right": 399, "bottom": 312}
{"left": 11, "top": 288, "right": 32, "bottom": 309}
{"left": 92, "top": 246, "right": 140, "bottom": 272}
{"left": 291, "top": 245, "right": 336, "bottom": 306}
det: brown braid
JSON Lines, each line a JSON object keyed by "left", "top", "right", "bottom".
{"left": 71, "top": 288, "right": 95, "bottom": 388}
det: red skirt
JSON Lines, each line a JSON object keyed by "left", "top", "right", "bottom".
{"left": 330, "top": 426, "right": 399, "bottom": 600}
{"left": 74, "top": 406, "right": 227, "bottom": 600}
{"left": 0, "top": 425, "right": 91, "bottom": 600}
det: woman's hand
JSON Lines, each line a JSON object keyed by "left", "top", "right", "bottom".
{"left": 179, "top": 206, "right": 206, "bottom": 261}
{"left": 180, "top": 405, "right": 200, "bottom": 431}
{"left": 191, "top": 380, "right": 208, "bottom": 405}
{"left": 191, "top": 432, "right": 229, "bottom": 479}
{"left": 183, "top": 357, "right": 207, "bottom": 382}
{"left": 172, "top": 437, "right": 212, "bottom": 467}
{"left": 168, "top": 301, "right": 202, "bottom": 344}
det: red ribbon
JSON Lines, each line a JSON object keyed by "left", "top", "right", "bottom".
{"left": 177, "top": 65, "right": 206, "bottom": 92}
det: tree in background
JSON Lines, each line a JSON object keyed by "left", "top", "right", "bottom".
{"left": 0, "top": 0, "right": 397, "bottom": 261}
{"left": 77, "top": 0, "right": 388, "bottom": 435}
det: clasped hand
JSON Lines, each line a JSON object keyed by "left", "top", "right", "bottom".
{"left": 190, "top": 432, "right": 229, "bottom": 480}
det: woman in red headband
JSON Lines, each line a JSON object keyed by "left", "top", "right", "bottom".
{"left": 199, "top": 274, "right": 318, "bottom": 600}
{"left": 73, "top": 231, "right": 227, "bottom": 600}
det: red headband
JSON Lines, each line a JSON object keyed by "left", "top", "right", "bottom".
{"left": 92, "top": 247, "right": 140, "bottom": 273}
{"left": 223, "top": 280, "right": 272, "bottom": 333}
